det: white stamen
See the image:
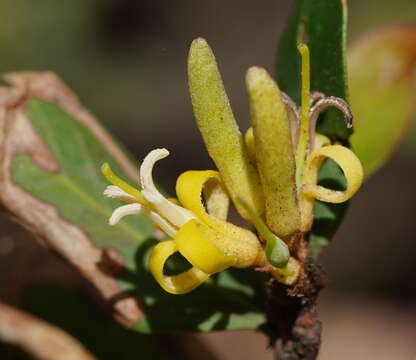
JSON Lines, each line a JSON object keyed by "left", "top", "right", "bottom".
{"left": 109, "top": 203, "right": 142, "bottom": 225}
{"left": 139, "top": 148, "right": 195, "bottom": 227}
{"left": 104, "top": 185, "right": 136, "bottom": 202}
{"left": 147, "top": 211, "right": 178, "bottom": 238}
{"left": 139, "top": 148, "right": 169, "bottom": 201}
{"left": 109, "top": 203, "right": 178, "bottom": 238}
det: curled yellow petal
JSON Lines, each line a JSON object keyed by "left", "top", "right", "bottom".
{"left": 302, "top": 145, "right": 363, "bottom": 203}
{"left": 188, "top": 38, "right": 264, "bottom": 220}
{"left": 176, "top": 170, "right": 265, "bottom": 268}
{"left": 202, "top": 174, "right": 230, "bottom": 222}
{"left": 149, "top": 239, "right": 209, "bottom": 295}
{"left": 176, "top": 170, "right": 225, "bottom": 225}
{"left": 246, "top": 66, "right": 300, "bottom": 237}
{"left": 174, "top": 219, "right": 236, "bottom": 274}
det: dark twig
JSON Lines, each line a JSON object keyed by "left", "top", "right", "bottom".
{"left": 266, "top": 256, "right": 325, "bottom": 360}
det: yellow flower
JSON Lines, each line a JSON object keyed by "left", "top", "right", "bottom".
{"left": 102, "top": 38, "right": 363, "bottom": 295}
{"left": 102, "top": 149, "right": 275, "bottom": 294}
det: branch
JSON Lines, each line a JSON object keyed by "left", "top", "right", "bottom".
{"left": 0, "top": 301, "right": 97, "bottom": 360}
{"left": 267, "top": 243, "right": 325, "bottom": 360}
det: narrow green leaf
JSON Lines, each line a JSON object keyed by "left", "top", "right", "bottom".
{"left": 308, "top": 159, "right": 348, "bottom": 259}
{"left": 277, "top": 0, "right": 349, "bottom": 139}
{"left": 275, "top": 0, "right": 302, "bottom": 104}
{"left": 349, "top": 26, "right": 416, "bottom": 177}
{"left": 305, "top": 0, "right": 349, "bottom": 138}
{"left": 276, "top": 0, "right": 350, "bottom": 258}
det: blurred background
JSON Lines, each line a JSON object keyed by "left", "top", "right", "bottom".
{"left": 0, "top": 0, "right": 415, "bottom": 359}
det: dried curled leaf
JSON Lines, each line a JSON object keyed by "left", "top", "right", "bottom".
{"left": 0, "top": 72, "right": 143, "bottom": 326}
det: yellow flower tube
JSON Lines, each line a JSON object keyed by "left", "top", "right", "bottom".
{"left": 176, "top": 170, "right": 265, "bottom": 269}
{"left": 173, "top": 219, "right": 236, "bottom": 274}
{"left": 148, "top": 168, "right": 266, "bottom": 295}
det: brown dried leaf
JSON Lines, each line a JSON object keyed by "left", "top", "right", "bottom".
{"left": 0, "top": 72, "right": 143, "bottom": 325}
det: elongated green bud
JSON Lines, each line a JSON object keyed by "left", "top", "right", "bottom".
{"left": 188, "top": 38, "right": 264, "bottom": 220}
{"left": 246, "top": 67, "right": 300, "bottom": 237}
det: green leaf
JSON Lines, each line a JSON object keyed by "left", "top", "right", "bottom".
{"left": 10, "top": 97, "right": 266, "bottom": 332}
{"left": 349, "top": 26, "right": 416, "bottom": 177}
{"left": 276, "top": 0, "right": 350, "bottom": 257}
{"left": 23, "top": 284, "right": 181, "bottom": 360}
{"left": 308, "top": 159, "right": 348, "bottom": 259}
{"left": 277, "top": 0, "right": 349, "bottom": 138}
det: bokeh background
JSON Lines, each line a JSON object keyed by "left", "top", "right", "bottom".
{"left": 0, "top": 1, "right": 415, "bottom": 359}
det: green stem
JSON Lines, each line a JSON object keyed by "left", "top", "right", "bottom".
{"left": 237, "top": 198, "right": 289, "bottom": 268}
{"left": 295, "top": 44, "right": 311, "bottom": 188}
